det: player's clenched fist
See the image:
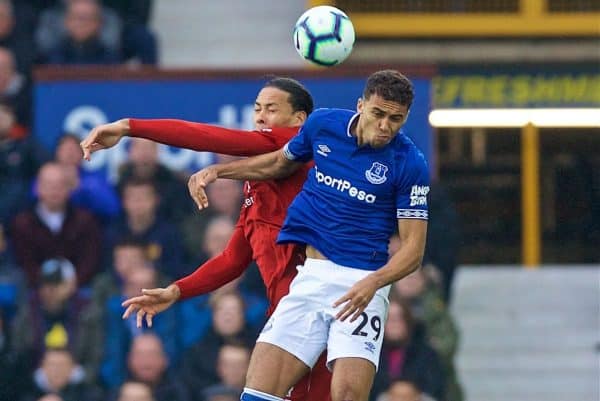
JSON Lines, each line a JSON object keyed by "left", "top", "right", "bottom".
{"left": 188, "top": 167, "right": 218, "bottom": 210}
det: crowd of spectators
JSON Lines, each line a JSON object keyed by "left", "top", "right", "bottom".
{"left": 0, "top": 0, "right": 158, "bottom": 132}
{"left": 0, "top": 1, "right": 464, "bottom": 399}
{"left": 0, "top": 149, "right": 464, "bottom": 401}
{"left": 0, "top": 131, "right": 263, "bottom": 401}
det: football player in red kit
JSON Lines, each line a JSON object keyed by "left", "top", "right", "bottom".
{"left": 80, "top": 77, "right": 330, "bottom": 401}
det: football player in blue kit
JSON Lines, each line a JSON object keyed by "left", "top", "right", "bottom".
{"left": 189, "top": 70, "right": 429, "bottom": 401}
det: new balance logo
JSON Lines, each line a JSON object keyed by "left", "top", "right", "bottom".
{"left": 317, "top": 144, "right": 331, "bottom": 157}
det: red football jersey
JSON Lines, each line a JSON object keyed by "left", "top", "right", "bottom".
{"left": 129, "top": 118, "right": 331, "bottom": 401}
{"left": 129, "top": 119, "right": 309, "bottom": 303}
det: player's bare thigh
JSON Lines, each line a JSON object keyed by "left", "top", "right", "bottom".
{"left": 246, "top": 342, "right": 311, "bottom": 398}
{"left": 330, "top": 357, "right": 376, "bottom": 401}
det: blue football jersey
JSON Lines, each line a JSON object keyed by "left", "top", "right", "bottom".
{"left": 278, "top": 108, "right": 430, "bottom": 271}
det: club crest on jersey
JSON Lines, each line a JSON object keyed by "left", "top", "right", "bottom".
{"left": 365, "top": 162, "right": 388, "bottom": 184}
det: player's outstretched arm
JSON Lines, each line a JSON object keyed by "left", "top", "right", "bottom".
{"left": 174, "top": 225, "right": 253, "bottom": 297}
{"left": 81, "top": 118, "right": 295, "bottom": 161}
{"left": 122, "top": 225, "right": 253, "bottom": 327}
{"left": 129, "top": 119, "right": 294, "bottom": 156}
{"left": 188, "top": 149, "right": 301, "bottom": 209}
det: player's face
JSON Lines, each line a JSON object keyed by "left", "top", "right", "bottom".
{"left": 356, "top": 94, "right": 409, "bottom": 148}
{"left": 254, "top": 87, "right": 305, "bottom": 130}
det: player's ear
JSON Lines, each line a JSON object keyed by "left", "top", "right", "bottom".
{"left": 294, "top": 110, "right": 307, "bottom": 124}
{"left": 357, "top": 97, "right": 364, "bottom": 113}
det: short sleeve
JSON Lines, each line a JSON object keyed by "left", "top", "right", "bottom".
{"left": 396, "top": 148, "right": 430, "bottom": 220}
{"left": 282, "top": 109, "right": 324, "bottom": 163}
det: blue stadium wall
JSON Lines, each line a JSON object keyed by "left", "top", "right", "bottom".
{"left": 34, "top": 69, "right": 433, "bottom": 181}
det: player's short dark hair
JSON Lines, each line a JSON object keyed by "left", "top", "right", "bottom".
{"left": 263, "top": 76, "right": 314, "bottom": 116}
{"left": 363, "top": 70, "right": 414, "bottom": 109}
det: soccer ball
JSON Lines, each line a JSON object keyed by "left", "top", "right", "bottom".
{"left": 293, "top": 6, "right": 355, "bottom": 66}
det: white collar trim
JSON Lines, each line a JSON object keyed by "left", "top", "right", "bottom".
{"left": 346, "top": 113, "right": 359, "bottom": 137}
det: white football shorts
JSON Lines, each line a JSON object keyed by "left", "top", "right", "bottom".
{"left": 256, "top": 258, "right": 390, "bottom": 371}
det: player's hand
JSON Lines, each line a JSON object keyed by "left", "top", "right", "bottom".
{"left": 188, "top": 167, "right": 218, "bottom": 210}
{"left": 121, "top": 284, "right": 180, "bottom": 328}
{"left": 80, "top": 118, "right": 130, "bottom": 161}
{"left": 333, "top": 276, "right": 379, "bottom": 322}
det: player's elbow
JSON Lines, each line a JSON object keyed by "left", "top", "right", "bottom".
{"left": 408, "top": 259, "right": 423, "bottom": 276}
{"left": 270, "top": 153, "right": 300, "bottom": 179}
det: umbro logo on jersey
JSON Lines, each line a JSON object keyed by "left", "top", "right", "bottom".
{"left": 317, "top": 144, "right": 331, "bottom": 157}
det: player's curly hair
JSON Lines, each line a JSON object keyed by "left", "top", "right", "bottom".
{"left": 363, "top": 70, "right": 414, "bottom": 109}
{"left": 263, "top": 76, "right": 314, "bottom": 116}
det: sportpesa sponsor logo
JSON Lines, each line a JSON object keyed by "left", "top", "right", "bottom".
{"left": 314, "top": 167, "right": 376, "bottom": 203}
